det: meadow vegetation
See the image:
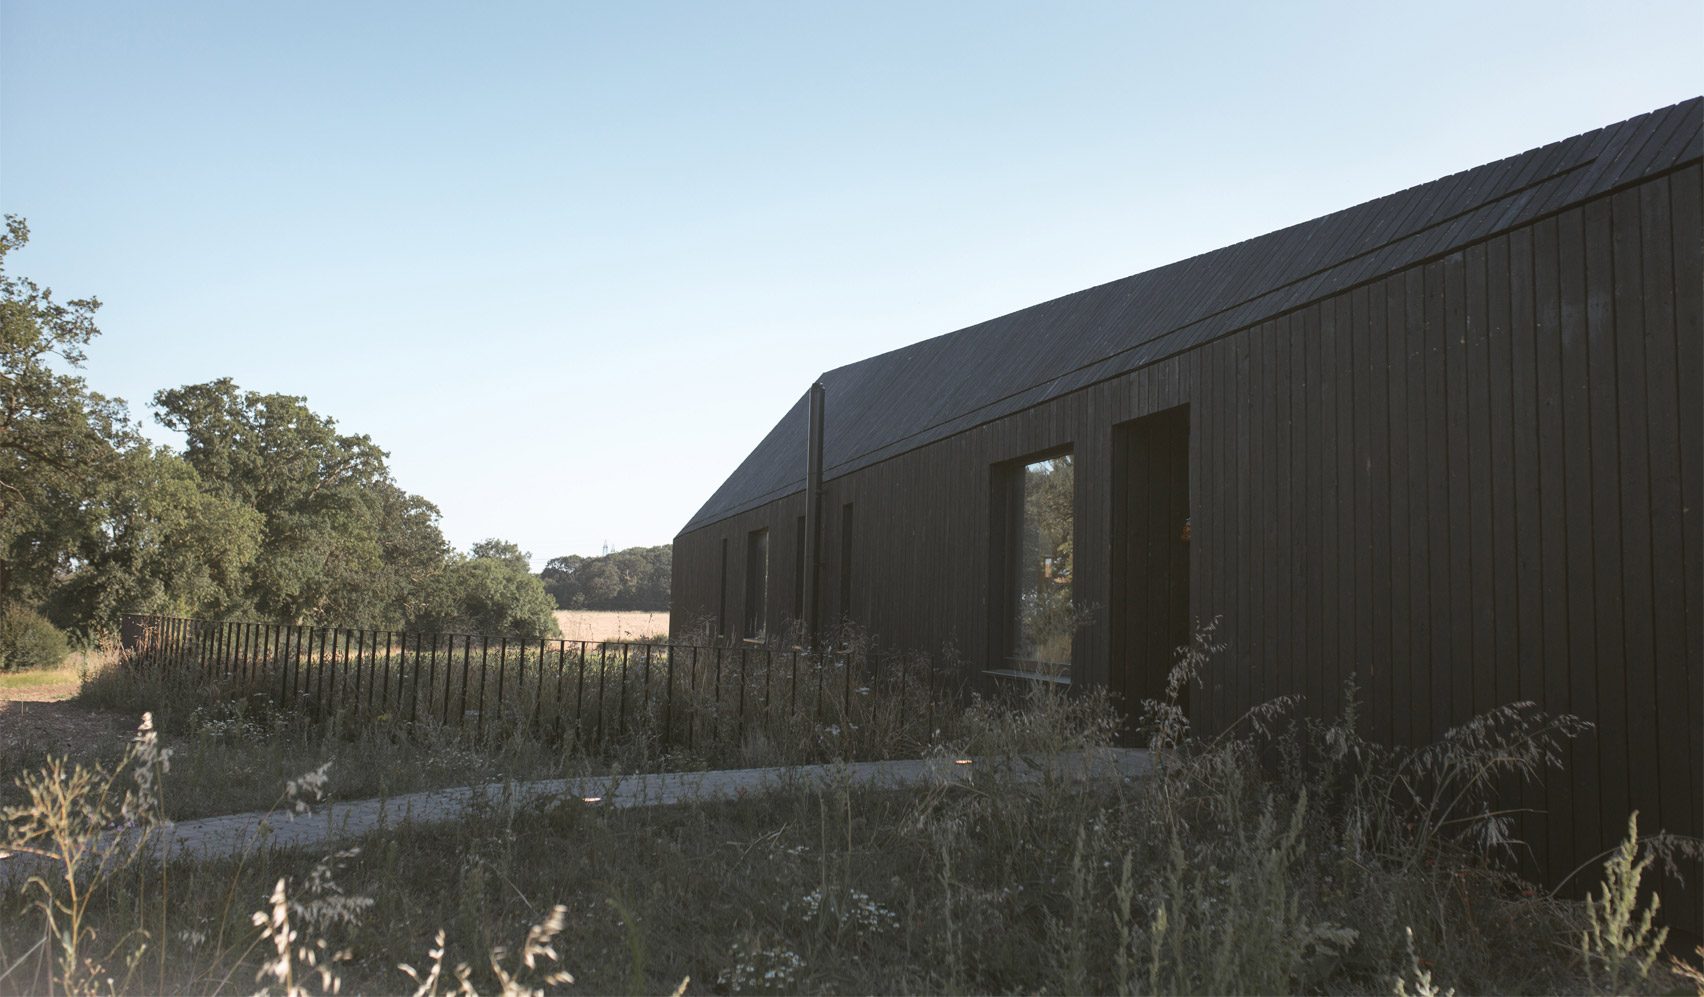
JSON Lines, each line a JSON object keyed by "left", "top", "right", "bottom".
{"left": 1, "top": 628, "right": 959, "bottom": 823}
{"left": 553, "top": 609, "right": 671, "bottom": 644}
{"left": 3, "top": 629, "right": 1699, "bottom": 995}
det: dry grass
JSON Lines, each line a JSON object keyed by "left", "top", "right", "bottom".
{"left": 0, "top": 650, "right": 137, "bottom": 778}
{"left": 6, "top": 674, "right": 1697, "bottom": 995}
{"left": 0, "top": 647, "right": 116, "bottom": 702}
{"left": 553, "top": 609, "right": 669, "bottom": 643}
{"left": 6, "top": 627, "right": 1700, "bottom": 994}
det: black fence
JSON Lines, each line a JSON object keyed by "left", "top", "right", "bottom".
{"left": 119, "top": 614, "right": 969, "bottom": 757}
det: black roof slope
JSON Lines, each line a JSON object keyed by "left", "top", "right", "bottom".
{"left": 682, "top": 98, "right": 1703, "bottom": 535}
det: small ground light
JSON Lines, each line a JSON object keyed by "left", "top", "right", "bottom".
{"left": 954, "top": 758, "right": 973, "bottom": 765}
{"left": 582, "top": 796, "right": 603, "bottom": 804}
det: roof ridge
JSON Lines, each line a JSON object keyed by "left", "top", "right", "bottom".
{"left": 683, "top": 97, "right": 1703, "bottom": 534}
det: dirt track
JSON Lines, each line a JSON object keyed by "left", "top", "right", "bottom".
{"left": 0, "top": 672, "right": 135, "bottom": 763}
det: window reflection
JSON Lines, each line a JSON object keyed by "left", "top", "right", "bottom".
{"left": 1011, "top": 454, "right": 1073, "bottom": 676}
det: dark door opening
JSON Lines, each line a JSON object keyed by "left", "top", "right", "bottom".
{"left": 1110, "top": 405, "right": 1190, "bottom": 732}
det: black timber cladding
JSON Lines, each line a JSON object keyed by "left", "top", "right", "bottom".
{"left": 672, "top": 99, "right": 1704, "bottom": 920}
{"left": 685, "top": 98, "right": 1702, "bottom": 532}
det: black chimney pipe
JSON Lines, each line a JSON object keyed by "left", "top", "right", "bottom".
{"left": 802, "top": 381, "right": 826, "bottom": 650}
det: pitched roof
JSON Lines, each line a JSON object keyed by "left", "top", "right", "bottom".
{"left": 683, "top": 97, "right": 1703, "bottom": 535}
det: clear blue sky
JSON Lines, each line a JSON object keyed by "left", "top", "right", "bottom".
{"left": 3, "top": 1, "right": 1699, "bottom": 566}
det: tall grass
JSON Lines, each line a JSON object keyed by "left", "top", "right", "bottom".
{"left": 5, "top": 624, "right": 1700, "bottom": 994}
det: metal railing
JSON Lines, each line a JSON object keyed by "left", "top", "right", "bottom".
{"left": 120, "top": 614, "right": 968, "bottom": 756}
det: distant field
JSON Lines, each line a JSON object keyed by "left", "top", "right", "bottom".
{"left": 553, "top": 609, "right": 670, "bottom": 643}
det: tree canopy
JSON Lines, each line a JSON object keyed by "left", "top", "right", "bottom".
{"left": 540, "top": 545, "right": 670, "bottom": 612}
{"left": 0, "top": 215, "right": 558, "bottom": 641}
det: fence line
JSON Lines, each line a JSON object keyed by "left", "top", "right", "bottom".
{"left": 119, "top": 614, "right": 968, "bottom": 756}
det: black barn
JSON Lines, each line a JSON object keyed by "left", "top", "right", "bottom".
{"left": 672, "top": 100, "right": 1702, "bottom": 901}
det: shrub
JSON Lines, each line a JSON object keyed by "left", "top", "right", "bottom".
{"left": 0, "top": 604, "right": 70, "bottom": 672}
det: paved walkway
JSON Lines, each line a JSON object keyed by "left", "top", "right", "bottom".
{"left": 1, "top": 749, "right": 1149, "bottom": 880}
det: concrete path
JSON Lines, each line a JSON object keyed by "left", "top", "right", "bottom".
{"left": 1, "top": 749, "right": 1149, "bottom": 881}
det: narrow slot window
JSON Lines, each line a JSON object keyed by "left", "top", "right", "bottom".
{"left": 793, "top": 515, "right": 806, "bottom": 622}
{"left": 717, "top": 538, "right": 729, "bottom": 638}
{"left": 839, "top": 503, "right": 854, "bottom": 622}
{"left": 1002, "top": 452, "right": 1074, "bottom": 680}
{"left": 744, "top": 528, "right": 769, "bottom": 640}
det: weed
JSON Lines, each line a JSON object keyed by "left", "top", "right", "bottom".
{"left": 1580, "top": 812, "right": 1668, "bottom": 991}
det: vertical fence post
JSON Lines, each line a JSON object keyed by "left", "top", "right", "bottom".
{"left": 287, "top": 627, "right": 302, "bottom": 706}
{"left": 664, "top": 644, "right": 675, "bottom": 750}
{"left": 316, "top": 628, "right": 330, "bottom": 714}
{"left": 350, "top": 629, "right": 364, "bottom": 723}
{"left": 762, "top": 648, "right": 774, "bottom": 739}
{"left": 435, "top": 633, "right": 450, "bottom": 727}
{"left": 815, "top": 647, "right": 826, "bottom": 723}
{"left": 308, "top": 627, "right": 320, "bottom": 712}
{"left": 514, "top": 640, "right": 525, "bottom": 729}
{"left": 737, "top": 646, "right": 749, "bottom": 742}
{"left": 477, "top": 637, "right": 491, "bottom": 741}
{"left": 393, "top": 631, "right": 405, "bottom": 728}
{"left": 277, "top": 626, "right": 291, "bottom": 705}
{"left": 379, "top": 631, "right": 393, "bottom": 715}
{"left": 868, "top": 637, "right": 880, "bottom": 740}
{"left": 574, "top": 642, "right": 588, "bottom": 743}
{"left": 552, "top": 640, "right": 568, "bottom": 737}
{"left": 595, "top": 643, "right": 608, "bottom": 745}
{"left": 790, "top": 649, "right": 800, "bottom": 724}
{"left": 495, "top": 637, "right": 509, "bottom": 735}
{"left": 713, "top": 644, "right": 724, "bottom": 747}
{"left": 458, "top": 637, "right": 473, "bottom": 733}
{"left": 408, "top": 631, "right": 423, "bottom": 729}
{"left": 617, "top": 644, "right": 629, "bottom": 738}
{"left": 897, "top": 644, "right": 909, "bottom": 739}
{"left": 686, "top": 645, "right": 698, "bottom": 751}
{"left": 420, "top": 632, "right": 436, "bottom": 727}
{"left": 328, "top": 629, "right": 342, "bottom": 720}
{"left": 926, "top": 650, "right": 936, "bottom": 737}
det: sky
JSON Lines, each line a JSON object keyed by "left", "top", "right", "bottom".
{"left": 2, "top": 1, "right": 1699, "bottom": 567}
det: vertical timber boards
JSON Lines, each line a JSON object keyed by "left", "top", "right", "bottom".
{"left": 670, "top": 171, "right": 1702, "bottom": 913}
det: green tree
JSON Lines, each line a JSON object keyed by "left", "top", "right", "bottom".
{"left": 540, "top": 544, "right": 670, "bottom": 611}
{"left": 0, "top": 217, "right": 270, "bottom": 637}
{"left": 152, "top": 378, "right": 450, "bottom": 625}
{"left": 48, "top": 445, "right": 263, "bottom": 627}
{"left": 470, "top": 538, "right": 530, "bottom": 572}
{"left": 3, "top": 217, "right": 566, "bottom": 640}
{"left": 0, "top": 216, "right": 130, "bottom": 608}
{"left": 415, "top": 541, "right": 559, "bottom": 637}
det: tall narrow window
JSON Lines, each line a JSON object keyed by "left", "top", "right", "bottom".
{"left": 839, "top": 503, "right": 854, "bottom": 622}
{"left": 1004, "top": 453, "right": 1074, "bottom": 679}
{"left": 717, "top": 538, "right": 729, "bottom": 638}
{"left": 744, "top": 528, "right": 769, "bottom": 640}
{"left": 793, "top": 515, "right": 806, "bottom": 622}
